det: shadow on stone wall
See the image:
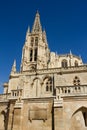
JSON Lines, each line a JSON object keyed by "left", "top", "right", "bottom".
{"left": 70, "top": 106, "right": 87, "bottom": 130}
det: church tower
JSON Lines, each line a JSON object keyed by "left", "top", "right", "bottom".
{"left": 21, "top": 11, "right": 50, "bottom": 71}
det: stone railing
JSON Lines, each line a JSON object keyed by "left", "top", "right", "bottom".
{"left": 56, "top": 85, "right": 87, "bottom": 96}
{"left": 0, "top": 93, "right": 11, "bottom": 101}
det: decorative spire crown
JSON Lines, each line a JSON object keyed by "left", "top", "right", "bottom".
{"left": 70, "top": 50, "right": 72, "bottom": 55}
{"left": 11, "top": 60, "right": 16, "bottom": 74}
{"left": 26, "top": 26, "right": 30, "bottom": 41}
{"left": 32, "top": 11, "right": 42, "bottom": 33}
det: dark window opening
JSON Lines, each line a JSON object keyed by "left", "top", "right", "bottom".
{"left": 65, "top": 90, "right": 67, "bottom": 93}
{"left": 12, "top": 91, "right": 17, "bottom": 97}
{"left": 50, "top": 86, "right": 52, "bottom": 92}
{"left": 46, "top": 77, "right": 52, "bottom": 92}
{"left": 46, "top": 85, "right": 49, "bottom": 91}
{"left": 68, "top": 89, "right": 70, "bottom": 93}
{"left": 78, "top": 86, "right": 80, "bottom": 90}
{"left": 12, "top": 91, "right": 14, "bottom": 96}
{"left": 35, "top": 37, "right": 38, "bottom": 46}
{"left": 61, "top": 60, "right": 68, "bottom": 68}
{"left": 83, "top": 112, "right": 87, "bottom": 126}
{"left": 31, "top": 37, "right": 34, "bottom": 46}
{"left": 31, "top": 37, "right": 34, "bottom": 43}
{"left": 30, "top": 49, "right": 33, "bottom": 61}
{"left": 75, "top": 61, "right": 78, "bottom": 67}
{"left": 34, "top": 48, "right": 37, "bottom": 61}
{"left": 75, "top": 76, "right": 78, "bottom": 79}
{"left": 75, "top": 87, "right": 77, "bottom": 90}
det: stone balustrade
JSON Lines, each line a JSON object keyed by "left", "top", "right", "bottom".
{"left": 56, "top": 85, "right": 87, "bottom": 96}
{"left": 0, "top": 93, "right": 11, "bottom": 101}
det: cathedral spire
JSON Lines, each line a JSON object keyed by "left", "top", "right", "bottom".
{"left": 11, "top": 60, "right": 16, "bottom": 74}
{"left": 32, "top": 11, "right": 42, "bottom": 33}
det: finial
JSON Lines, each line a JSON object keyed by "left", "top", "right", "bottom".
{"left": 79, "top": 54, "right": 81, "bottom": 59}
{"left": 36, "top": 10, "right": 39, "bottom": 14}
{"left": 70, "top": 50, "right": 72, "bottom": 55}
{"left": 26, "top": 26, "right": 30, "bottom": 35}
{"left": 36, "top": 10, "right": 40, "bottom": 16}
{"left": 11, "top": 60, "right": 16, "bottom": 74}
{"left": 26, "top": 26, "right": 30, "bottom": 41}
{"left": 27, "top": 26, "right": 30, "bottom": 33}
{"left": 13, "top": 60, "right": 16, "bottom": 67}
{"left": 56, "top": 51, "right": 58, "bottom": 56}
{"left": 43, "top": 28, "right": 46, "bottom": 34}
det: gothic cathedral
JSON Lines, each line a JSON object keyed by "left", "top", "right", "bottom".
{"left": 0, "top": 11, "right": 87, "bottom": 130}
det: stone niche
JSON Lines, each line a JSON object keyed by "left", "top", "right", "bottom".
{"left": 28, "top": 108, "right": 47, "bottom": 122}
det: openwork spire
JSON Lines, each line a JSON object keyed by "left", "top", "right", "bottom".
{"left": 32, "top": 11, "right": 42, "bottom": 33}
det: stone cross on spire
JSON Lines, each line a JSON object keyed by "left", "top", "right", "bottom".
{"left": 32, "top": 11, "right": 42, "bottom": 33}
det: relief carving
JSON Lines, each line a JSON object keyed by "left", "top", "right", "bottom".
{"left": 28, "top": 108, "right": 47, "bottom": 122}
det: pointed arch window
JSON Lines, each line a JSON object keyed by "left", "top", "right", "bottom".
{"left": 35, "top": 37, "right": 38, "bottom": 46}
{"left": 46, "top": 77, "right": 52, "bottom": 92}
{"left": 31, "top": 37, "right": 34, "bottom": 46}
{"left": 30, "top": 49, "right": 33, "bottom": 61}
{"left": 34, "top": 48, "right": 37, "bottom": 61}
{"left": 61, "top": 59, "right": 68, "bottom": 68}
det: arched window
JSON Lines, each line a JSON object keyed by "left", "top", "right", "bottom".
{"left": 73, "top": 76, "right": 80, "bottom": 86}
{"left": 34, "top": 48, "right": 37, "bottom": 61}
{"left": 31, "top": 37, "right": 34, "bottom": 46}
{"left": 46, "top": 83, "right": 49, "bottom": 91}
{"left": 35, "top": 37, "right": 38, "bottom": 46}
{"left": 75, "top": 60, "right": 78, "bottom": 67}
{"left": 46, "top": 77, "right": 52, "bottom": 92}
{"left": 30, "top": 49, "right": 33, "bottom": 61}
{"left": 61, "top": 59, "right": 68, "bottom": 68}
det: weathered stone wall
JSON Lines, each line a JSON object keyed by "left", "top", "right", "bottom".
{"left": 21, "top": 98, "right": 53, "bottom": 130}
{"left": 7, "top": 101, "right": 15, "bottom": 130}
{"left": 62, "top": 97, "right": 87, "bottom": 130}
{"left": 0, "top": 102, "right": 8, "bottom": 130}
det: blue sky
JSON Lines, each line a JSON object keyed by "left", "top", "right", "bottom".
{"left": 0, "top": 0, "right": 87, "bottom": 93}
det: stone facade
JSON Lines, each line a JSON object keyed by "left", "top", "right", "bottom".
{"left": 0, "top": 11, "right": 87, "bottom": 130}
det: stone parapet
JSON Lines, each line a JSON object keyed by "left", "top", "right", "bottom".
{"left": 0, "top": 93, "right": 11, "bottom": 102}
{"left": 56, "top": 85, "right": 87, "bottom": 97}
